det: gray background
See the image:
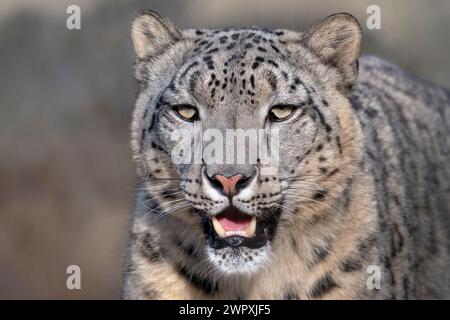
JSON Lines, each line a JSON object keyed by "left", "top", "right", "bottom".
{"left": 0, "top": 0, "right": 449, "bottom": 298}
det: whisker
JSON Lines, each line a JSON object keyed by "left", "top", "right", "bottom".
{"left": 148, "top": 201, "right": 191, "bottom": 220}
{"left": 147, "top": 177, "right": 186, "bottom": 181}
{"left": 280, "top": 174, "right": 323, "bottom": 181}
{"left": 275, "top": 204, "right": 298, "bottom": 215}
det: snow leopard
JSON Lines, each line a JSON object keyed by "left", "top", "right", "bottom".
{"left": 122, "top": 10, "right": 450, "bottom": 299}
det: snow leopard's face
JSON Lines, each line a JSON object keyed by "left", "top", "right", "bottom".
{"left": 130, "top": 11, "right": 360, "bottom": 274}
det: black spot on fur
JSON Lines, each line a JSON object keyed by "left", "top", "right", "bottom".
{"left": 336, "top": 136, "right": 343, "bottom": 154}
{"left": 250, "top": 74, "right": 255, "bottom": 88}
{"left": 176, "top": 239, "right": 198, "bottom": 258}
{"left": 308, "top": 273, "right": 338, "bottom": 298}
{"left": 226, "top": 43, "right": 236, "bottom": 50}
{"left": 161, "top": 190, "right": 176, "bottom": 200}
{"left": 203, "top": 55, "right": 215, "bottom": 70}
{"left": 312, "top": 189, "right": 328, "bottom": 200}
{"left": 140, "top": 129, "right": 146, "bottom": 150}
{"left": 283, "top": 288, "right": 300, "bottom": 300}
{"left": 403, "top": 276, "right": 410, "bottom": 299}
{"left": 266, "top": 71, "right": 278, "bottom": 91}
{"left": 365, "top": 108, "right": 378, "bottom": 118}
{"left": 207, "top": 48, "right": 219, "bottom": 54}
{"left": 270, "top": 44, "right": 281, "bottom": 53}
{"left": 180, "top": 61, "right": 199, "bottom": 79}
{"left": 391, "top": 223, "right": 404, "bottom": 258}
{"left": 148, "top": 113, "right": 156, "bottom": 132}
{"left": 327, "top": 168, "right": 339, "bottom": 177}
{"left": 311, "top": 243, "right": 331, "bottom": 265}
{"left": 177, "top": 265, "right": 219, "bottom": 294}
{"left": 257, "top": 46, "right": 267, "bottom": 52}
{"left": 339, "top": 256, "right": 363, "bottom": 273}
{"left": 358, "top": 234, "right": 377, "bottom": 258}
{"left": 204, "top": 42, "right": 213, "bottom": 50}
{"left": 140, "top": 233, "right": 161, "bottom": 262}
{"left": 144, "top": 289, "right": 160, "bottom": 299}
{"left": 267, "top": 59, "right": 279, "bottom": 68}
{"left": 312, "top": 105, "right": 332, "bottom": 133}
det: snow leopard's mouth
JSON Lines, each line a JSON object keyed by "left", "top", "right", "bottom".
{"left": 202, "top": 206, "right": 269, "bottom": 249}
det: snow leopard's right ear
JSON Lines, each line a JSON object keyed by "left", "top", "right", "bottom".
{"left": 131, "top": 10, "right": 181, "bottom": 59}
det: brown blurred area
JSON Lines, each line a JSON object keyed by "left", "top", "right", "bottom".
{"left": 0, "top": 0, "right": 449, "bottom": 299}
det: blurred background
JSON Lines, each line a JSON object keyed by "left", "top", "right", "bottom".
{"left": 0, "top": 0, "right": 449, "bottom": 299}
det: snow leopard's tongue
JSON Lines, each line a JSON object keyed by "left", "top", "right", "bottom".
{"left": 212, "top": 207, "right": 256, "bottom": 237}
{"left": 218, "top": 210, "right": 251, "bottom": 231}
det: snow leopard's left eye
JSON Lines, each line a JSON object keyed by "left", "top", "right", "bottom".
{"left": 173, "top": 104, "right": 199, "bottom": 121}
{"left": 269, "top": 104, "right": 296, "bottom": 121}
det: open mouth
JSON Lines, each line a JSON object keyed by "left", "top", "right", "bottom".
{"left": 203, "top": 207, "right": 269, "bottom": 249}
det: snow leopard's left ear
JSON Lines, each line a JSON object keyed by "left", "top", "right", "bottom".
{"left": 301, "top": 13, "right": 361, "bottom": 91}
{"left": 131, "top": 10, "right": 181, "bottom": 59}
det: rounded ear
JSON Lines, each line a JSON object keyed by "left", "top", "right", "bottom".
{"left": 131, "top": 10, "right": 181, "bottom": 59}
{"left": 301, "top": 13, "right": 362, "bottom": 90}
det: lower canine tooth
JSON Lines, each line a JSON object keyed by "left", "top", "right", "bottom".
{"left": 246, "top": 217, "right": 257, "bottom": 237}
{"left": 212, "top": 217, "right": 226, "bottom": 237}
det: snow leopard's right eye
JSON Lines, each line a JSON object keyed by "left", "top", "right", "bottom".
{"left": 173, "top": 105, "right": 199, "bottom": 122}
{"left": 269, "top": 104, "right": 297, "bottom": 122}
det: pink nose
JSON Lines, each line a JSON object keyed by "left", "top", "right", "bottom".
{"left": 213, "top": 174, "right": 244, "bottom": 196}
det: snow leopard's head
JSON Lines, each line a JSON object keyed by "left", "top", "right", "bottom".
{"left": 130, "top": 10, "right": 361, "bottom": 274}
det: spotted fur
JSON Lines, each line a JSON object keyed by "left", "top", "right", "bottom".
{"left": 122, "top": 10, "right": 450, "bottom": 299}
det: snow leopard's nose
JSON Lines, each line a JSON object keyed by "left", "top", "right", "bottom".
{"left": 206, "top": 172, "right": 254, "bottom": 197}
